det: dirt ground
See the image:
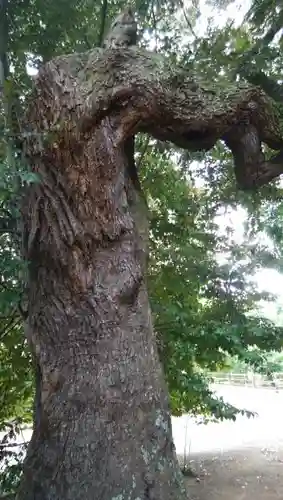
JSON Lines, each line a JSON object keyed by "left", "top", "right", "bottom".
{"left": 171, "top": 385, "right": 283, "bottom": 500}
{"left": 182, "top": 447, "right": 283, "bottom": 500}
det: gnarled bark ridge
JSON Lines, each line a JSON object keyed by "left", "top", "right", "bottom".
{"left": 17, "top": 13, "right": 283, "bottom": 500}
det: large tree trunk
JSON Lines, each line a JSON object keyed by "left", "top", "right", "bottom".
{"left": 18, "top": 122, "right": 187, "bottom": 499}
{"left": 17, "top": 17, "right": 283, "bottom": 500}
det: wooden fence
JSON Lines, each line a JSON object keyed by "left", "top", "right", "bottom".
{"left": 207, "top": 371, "right": 283, "bottom": 389}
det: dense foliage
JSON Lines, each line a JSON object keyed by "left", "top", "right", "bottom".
{"left": 0, "top": 0, "right": 283, "bottom": 493}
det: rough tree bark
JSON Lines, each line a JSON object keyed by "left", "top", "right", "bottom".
{"left": 16, "top": 9, "right": 283, "bottom": 500}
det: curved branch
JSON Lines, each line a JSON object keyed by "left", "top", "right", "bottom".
{"left": 225, "top": 123, "right": 283, "bottom": 189}
{"left": 24, "top": 46, "right": 283, "bottom": 191}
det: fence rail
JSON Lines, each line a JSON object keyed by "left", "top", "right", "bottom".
{"left": 207, "top": 371, "right": 283, "bottom": 389}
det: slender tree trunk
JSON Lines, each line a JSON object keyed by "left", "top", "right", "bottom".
{"left": 16, "top": 14, "right": 283, "bottom": 499}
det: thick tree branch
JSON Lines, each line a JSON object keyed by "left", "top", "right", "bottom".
{"left": 25, "top": 46, "right": 283, "bottom": 191}
{"left": 239, "top": 69, "right": 283, "bottom": 103}
{"left": 97, "top": 0, "right": 108, "bottom": 47}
